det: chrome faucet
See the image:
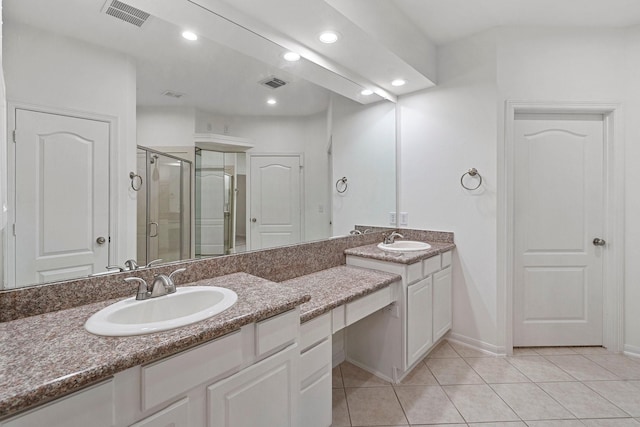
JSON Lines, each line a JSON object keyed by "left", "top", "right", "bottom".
{"left": 124, "top": 267, "right": 187, "bottom": 300}
{"left": 383, "top": 231, "right": 404, "bottom": 245}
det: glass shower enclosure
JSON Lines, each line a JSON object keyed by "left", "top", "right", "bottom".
{"left": 136, "top": 146, "right": 191, "bottom": 265}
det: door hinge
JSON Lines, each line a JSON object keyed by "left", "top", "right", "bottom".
{"left": 12, "top": 130, "right": 17, "bottom": 143}
{"left": 12, "top": 223, "right": 16, "bottom": 236}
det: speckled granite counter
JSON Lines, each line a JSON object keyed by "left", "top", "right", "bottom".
{"left": 282, "top": 266, "right": 401, "bottom": 323}
{"left": 0, "top": 273, "right": 309, "bottom": 419}
{"left": 344, "top": 241, "right": 456, "bottom": 264}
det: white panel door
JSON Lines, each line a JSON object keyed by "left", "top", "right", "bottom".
{"left": 14, "top": 109, "right": 110, "bottom": 286}
{"left": 249, "top": 155, "right": 301, "bottom": 250}
{"left": 196, "top": 168, "right": 225, "bottom": 256}
{"left": 513, "top": 114, "right": 605, "bottom": 346}
{"left": 407, "top": 276, "right": 433, "bottom": 367}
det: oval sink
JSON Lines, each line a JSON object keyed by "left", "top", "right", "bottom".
{"left": 377, "top": 241, "right": 432, "bottom": 252}
{"left": 85, "top": 286, "right": 238, "bottom": 336}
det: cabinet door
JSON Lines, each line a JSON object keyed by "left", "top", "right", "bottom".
{"left": 207, "top": 345, "right": 298, "bottom": 427}
{"left": 407, "top": 277, "right": 433, "bottom": 367}
{"left": 433, "top": 266, "right": 452, "bottom": 341}
{"left": 130, "top": 398, "right": 189, "bottom": 427}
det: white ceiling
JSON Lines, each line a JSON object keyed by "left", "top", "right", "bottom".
{"left": 392, "top": 0, "right": 640, "bottom": 45}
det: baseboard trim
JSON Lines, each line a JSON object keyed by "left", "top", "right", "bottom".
{"left": 623, "top": 344, "right": 640, "bottom": 359}
{"left": 447, "top": 332, "right": 505, "bottom": 356}
{"left": 345, "top": 357, "right": 394, "bottom": 383}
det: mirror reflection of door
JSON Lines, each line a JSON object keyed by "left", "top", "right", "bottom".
{"left": 12, "top": 108, "right": 110, "bottom": 287}
{"left": 249, "top": 154, "right": 302, "bottom": 251}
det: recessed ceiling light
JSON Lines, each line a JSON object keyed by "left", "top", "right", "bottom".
{"left": 182, "top": 31, "right": 198, "bottom": 41}
{"left": 283, "top": 51, "right": 301, "bottom": 62}
{"left": 391, "top": 79, "right": 406, "bottom": 87}
{"left": 319, "top": 31, "right": 339, "bottom": 44}
{"left": 267, "top": 99, "right": 277, "bottom": 105}
{"left": 361, "top": 89, "right": 374, "bottom": 96}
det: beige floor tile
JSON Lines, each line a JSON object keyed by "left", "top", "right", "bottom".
{"left": 513, "top": 347, "right": 540, "bottom": 356}
{"left": 345, "top": 387, "right": 408, "bottom": 426}
{"left": 443, "top": 384, "right": 520, "bottom": 423}
{"left": 394, "top": 385, "right": 465, "bottom": 425}
{"left": 544, "top": 355, "right": 619, "bottom": 381}
{"left": 426, "top": 357, "right": 485, "bottom": 385}
{"left": 468, "top": 423, "right": 527, "bottom": 427}
{"left": 341, "top": 362, "right": 391, "bottom": 388}
{"left": 450, "top": 341, "right": 493, "bottom": 357}
{"left": 583, "top": 381, "right": 640, "bottom": 417}
{"left": 466, "top": 357, "right": 531, "bottom": 384}
{"left": 538, "top": 382, "right": 629, "bottom": 418}
{"left": 506, "top": 356, "right": 575, "bottom": 382}
{"left": 491, "top": 383, "right": 574, "bottom": 421}
{"left": 333, "top": 366, "right": 344, "bottom": 388}
{"left": 585, "top": 355, "right": 640, "bottom": 380}
{"left": 532, "top": 347, "right": 579, "bottom": 356}
{"left": 332, "top": 387, "right": 351, "bottom": 427}
{"left": 396, "top": 361, "right": 439, "bottom": 386}
{"left": 525, "top": 421, "right": 584, "bottom": 427}
{"left": 581, "top": 419, "right": 640, "bottom": 426}
{"left": 427, "top": 341, "right": 461, "bottom": 358}
{"left": 571, "top": 346, "right": 615, "bottom": 355}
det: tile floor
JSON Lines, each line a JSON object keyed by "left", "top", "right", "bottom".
{"left": 332, "top": 340, "right": 640, "bottom": 426}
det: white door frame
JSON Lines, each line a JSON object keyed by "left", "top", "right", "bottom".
{"left": 246, "top": 152, "right": 305, "bottom": 251}
{"left": 501, "top": 100, "right": 624, "bottom": 354}
{"left": 5, "top": 102, "right": 118, "bottom": 289}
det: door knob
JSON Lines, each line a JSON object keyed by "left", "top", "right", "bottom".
{"left": 593, "top": 238, "right": 606, "bottom": 246}
{"left": 96, "top": 236, "right": 106, "bottom": 245}
{"left": 251, "top": 218, "right": 257, "bottom": 223}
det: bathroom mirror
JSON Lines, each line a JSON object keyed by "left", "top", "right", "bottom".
{"left": 0, "top": 0, "right": 396, "bottom": 289}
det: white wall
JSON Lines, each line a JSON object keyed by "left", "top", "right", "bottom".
{"left": 332, "top": 96, "right": 396, "bottom": 236}
{"left": 399, "top": 30, "right": 500, "bottom": 351}
{"left": 3, "top": 22, "right": 137, "bottom": 273}
{"left": 137, "top": 106, "right": 195, "bottom": 148}
{"left": 401, "top": 26, "right": 640, "bottom": 354}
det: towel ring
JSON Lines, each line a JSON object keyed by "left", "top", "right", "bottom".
{"left": 460, "top": 168, "right": 482, "bottom": 191}
{"left": 336, "top": 177, "right": 348, "bottom": 193}
{"left": 130, "top": 172, "right": 143, "bottom": 191}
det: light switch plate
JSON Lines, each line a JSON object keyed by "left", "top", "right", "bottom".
{"left": 400, "top": 212, "right": 408, "bottom": 226}
{"left": 389, "top": 212, "right": 397, "bottom": 225}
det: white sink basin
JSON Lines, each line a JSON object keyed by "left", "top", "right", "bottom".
{"left": 377, "top": 241, "right": 432, "bottom": 252}
{"left": 85, "top": 286, "right": 238, "bottom": 336}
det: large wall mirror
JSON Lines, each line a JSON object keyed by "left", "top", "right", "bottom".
{"left": 0, "top": 0, "right": 396, "bottom": 289}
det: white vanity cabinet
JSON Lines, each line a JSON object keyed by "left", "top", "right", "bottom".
{"left": 1, "top": 309, "right": 300, "bottom": 427}
{"left": 346, "top": 250, "right": 453, "bottom": 381}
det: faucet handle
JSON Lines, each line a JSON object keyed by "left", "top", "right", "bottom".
{"left": 125, "top": 277, "right": 149, "bottom": 300}
{"left": 168, "top": 268, "right": 187, "bottom": 286}
{"left": 145, "top": 259, "right": 164, "bottom": 268}
{"left": 106, "top": 265, "right": 124, "bottom": 272}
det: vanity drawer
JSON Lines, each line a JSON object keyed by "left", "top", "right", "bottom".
{"left": 300, "top": 338, "right": 331, "bottom": 383}
{"left": 142, "top": 330, "right": 242, "bottom": 411}
{"left": 300, "top": 312, "right": 331, "bottom": 351}
{"left": 423, "top": 254, "right": 441, "bottom": 276}
{"left": 345, "top": 286, "right": 393, "bottom": 325}
{"left": 441, "top": 250, "right": 452, "bottom": 268}
{"left": 1, "top": 380, "right": 114, "bottom": 427}
{"left": 255, "top": 309, "right": 299, "bottom": 358}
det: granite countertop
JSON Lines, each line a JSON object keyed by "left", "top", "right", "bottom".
{"left": 282, "top": 266, "right": 401, "bottom": 323}
{"left": 0, "top": 273, "right": 310, "bottom": 419}
{"left": 344, "top": 240, "right": 456, "bottom": 265}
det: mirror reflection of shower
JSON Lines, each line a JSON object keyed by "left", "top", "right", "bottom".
{"left": 195, "top": 149, "right": 246, "bottom": 257}
{"left": 136, "top": 146, "right": 192, "bottom": 265}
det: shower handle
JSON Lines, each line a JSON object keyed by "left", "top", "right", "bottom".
{"left": 149, "top": 222, "right": 159, "bottom": 238}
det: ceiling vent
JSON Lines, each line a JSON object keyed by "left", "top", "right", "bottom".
{"left": 102, "top": 0, "right": 150, "bottom": 27}
{"left": 162, "top": 90, "right": 186, "bottom": 99}
{"left": 259, "top": 77, "right": 288, "bottom": 90}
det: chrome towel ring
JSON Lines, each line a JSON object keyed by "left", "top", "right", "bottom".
{"left": 130, "top": 171, "right": 143, "bottom": 191}
{"left": 336, "top": 177, "right": 348, "bottom": 193}
{"left": 460, "top": 168, "right": 482, "bottom": 190}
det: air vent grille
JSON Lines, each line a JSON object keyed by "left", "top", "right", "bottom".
{"left": 259, "top": 77, "right": 288, "bottom": 89}
{"left": 104, "top": 0, "right": 150, "bottom": 27}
